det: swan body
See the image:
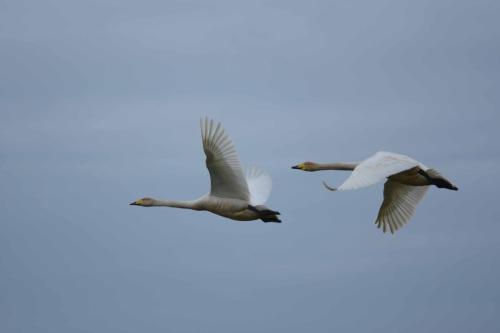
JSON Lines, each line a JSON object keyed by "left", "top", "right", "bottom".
{"left": 131, "top": 118, "right": 281, "bottom": 223}
{"left": 292, "top": 151, "right": 457, "bottom": 233}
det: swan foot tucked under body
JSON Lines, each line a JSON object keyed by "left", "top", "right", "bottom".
{"left": 247, "top": 205, "right": 281, "bottom": 223}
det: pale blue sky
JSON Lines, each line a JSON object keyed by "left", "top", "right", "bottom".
{"left": 1, "top": 0, "right": 500, "bottom": 332}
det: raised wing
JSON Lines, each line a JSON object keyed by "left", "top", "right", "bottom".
{"left": 375, "top": 179, "right": 429, "bottom": 234}
{"left": 244, "top": 166, "right": 272, "bottom": 205}
{"left": 337, "top": 151, "right": 422, "bottom": 191}
{"left": 200, "top": 117, "right": 250, "bottom": 201}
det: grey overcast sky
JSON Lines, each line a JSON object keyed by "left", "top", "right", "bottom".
{"left": 1, "top": 0, "right": 499, "bottom": 332}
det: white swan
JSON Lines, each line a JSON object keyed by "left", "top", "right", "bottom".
{"left": 130, "top": 117, "right": 281, "bottom": 223}
{"left": 292, "top": 151, "right": 457, "bottom": 233}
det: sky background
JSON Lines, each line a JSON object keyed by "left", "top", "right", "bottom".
{"left": 1, "top": 0, "right": 500, "bottom": 332}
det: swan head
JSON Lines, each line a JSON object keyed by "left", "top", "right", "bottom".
{"left": 130, "top": 197, "right": 155, "bottom": 206}
{"left": 291, "top": 162, "right": 318, "bottom": 172}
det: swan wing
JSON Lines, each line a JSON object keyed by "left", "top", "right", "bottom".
{"left": 244, "top": 166, "right": 272, "bottom": 205}
{"left": 200, "top": 117, "right": 250, "bottom": 201}
{"left": 338, "top": 151, "right": 421, "bottom": 191}
{"left": 375, "top": 179, "right": 429, "bottom": 233}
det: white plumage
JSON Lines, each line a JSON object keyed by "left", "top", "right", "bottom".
{"left": 337, "top": 152, "right": 426, "bottom": 191}
{"left": 201, "top": 117, "right": 250, "bottom": 201}
{"left": 244, "top": 166, "right": 272, "bottom": 206}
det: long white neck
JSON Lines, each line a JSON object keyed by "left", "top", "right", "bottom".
{"left": 151, "top": 198, "right": 202, "bottom": 210}
{"left": 313, "top": 162, "right": 358, "bottom": 171}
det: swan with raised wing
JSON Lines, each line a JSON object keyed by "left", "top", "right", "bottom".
{"left": 131, "top": 117, "right": 281, "bottom": 223}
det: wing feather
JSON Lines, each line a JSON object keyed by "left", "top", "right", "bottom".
{"left": 244, "top": 166, "right": 272, "bottom": 205}
{"left": 200, "top": 117, "right": 250, "bottom": 201}
{"left": 375, "top": 179, "right": 429, "bottom": 234}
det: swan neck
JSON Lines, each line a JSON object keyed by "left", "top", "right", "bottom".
{"left": 153, "top": 199, "right": 200, "bottom": 210}
{"left": 314, "top": 162, "right": 358, "bottom": 171}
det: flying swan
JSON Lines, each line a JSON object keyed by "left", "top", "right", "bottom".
{"left": 292, "top": 151, "right": 457, "bottom": 233}
{"left": 130, "top": 117, "right": 281, "bottom": 223}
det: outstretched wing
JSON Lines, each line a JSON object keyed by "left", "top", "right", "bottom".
{"left": 244, "top": 166, "right": 272, "bottom": 205}
{"left": 375, "top": 179, "right": 429, "bottom": 234}
{"left": 200, "top": 117, "right": 250, "bottom": 201}
{"left": 337, "top": 151, "right": 422, "bottom": 191}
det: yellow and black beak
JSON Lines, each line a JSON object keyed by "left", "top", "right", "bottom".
{"left": 130, "top": 201, "right": 138, "bottom": 205}
{"left": 291, "top": 163, "right": 304, "bottom": 170}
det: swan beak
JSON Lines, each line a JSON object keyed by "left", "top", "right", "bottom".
{"left": 291, "top": 164, "right": 302, "bottom": 170}
{"left": 130, "top": 201, "right": 138, "bottom": 206}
